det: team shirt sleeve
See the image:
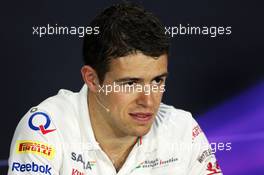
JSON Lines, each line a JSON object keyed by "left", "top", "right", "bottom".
{"left": 187, "top": 115, "right": 223, "bottom": 175}
{"left": 8, "top": 107, "right": 62, "bottom": 175}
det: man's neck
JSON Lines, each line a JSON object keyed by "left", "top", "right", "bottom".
{"left": 88, "top": 93, "right": 137, "bottom": 170}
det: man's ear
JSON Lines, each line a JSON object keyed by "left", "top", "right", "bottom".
{"left": 81, "top": 65, "right": 99, "bottom": 92}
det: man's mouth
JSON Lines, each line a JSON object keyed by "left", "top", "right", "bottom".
{"left": 129, "top": 112, "right": 153, "bottom": 123}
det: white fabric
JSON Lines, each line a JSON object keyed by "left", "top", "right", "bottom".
{"left": 8, "top": 85, "right": 222, "bottom": 175}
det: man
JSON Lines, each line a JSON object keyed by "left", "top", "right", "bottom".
{"left": 8, "top": 2, "right": 222, "bottom": 175}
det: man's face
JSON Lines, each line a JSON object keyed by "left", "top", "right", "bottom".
{"left": 98, "top": 52, "right": 168, "bottom": 137}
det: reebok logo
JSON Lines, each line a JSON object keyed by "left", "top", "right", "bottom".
{"left": 12, "top": 162, "right": 52, "bottom": 175}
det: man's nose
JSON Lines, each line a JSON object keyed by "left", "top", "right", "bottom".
{"left": 135, "top": 91, "right": 154, "bottom": 108}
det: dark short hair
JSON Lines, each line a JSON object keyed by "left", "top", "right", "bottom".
{"left": 83, "top": 2, "right": 169, "bottom": 84}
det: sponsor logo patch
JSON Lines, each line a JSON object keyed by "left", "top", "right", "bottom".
{"left": 197, "top": 148, "right": 214, "bottom": 163}
{"left": 192, "top": 125, "right": 203, "bottom": 140}
{"left": 16, "top": 140, "right": 55, "bottom": 159}
{"left": 28, "top": 111, "right": 56, "bottom": 135}
{"left": 130, "top": 157, "right": 179, "bottom": 173}
{"left": 12, "top": 161, "right": 52, "bottom": 175}
{"left": 71, "top": 152, "right": 96, "bottom": 170}
{"left": 72, "top": 168, "right": 85, "bottom": 175}
{"left": 206, "top": 161, "right": 222, "bottom": 175}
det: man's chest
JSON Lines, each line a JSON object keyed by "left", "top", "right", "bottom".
{"left": 60, "top": 143, "right": 190, "bottom": 175}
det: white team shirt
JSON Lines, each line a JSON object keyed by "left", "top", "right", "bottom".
{"left": 8, "top": 85, "right": 222, "bottom": 175}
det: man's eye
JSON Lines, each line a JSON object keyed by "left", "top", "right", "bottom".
{"left": 152, "top": 78, "right": 164, "bottom": 85}
{"left": 122, "top": 81, "right": 136, "bottom": 86}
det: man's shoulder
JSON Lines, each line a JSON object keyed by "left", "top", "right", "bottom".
{"left": 9, "top": 88, "right": 83, "bottom": 173}
{"left": 15, "top": 88, "right": 82, "bottom": 142}
{"left": 39, "top": 88, "right": 79, "bottom": 112}
{"left": 153, "top": 103, "right": 194, "bottom": 141}
{"left": 36, "top": 88, "right": 79, "bottom": 124}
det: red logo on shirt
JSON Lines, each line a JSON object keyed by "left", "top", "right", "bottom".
{"left": 16, "top": 140, "right": 55, "bottom": 159}
{"left": 206, "top": 161, "right": 222, "bottom": 175}
{"left": 72, "top": 168, "right": 84, "bottom": 175}
{"left": 192, "top": 125, "right": 203, "bottom": 140}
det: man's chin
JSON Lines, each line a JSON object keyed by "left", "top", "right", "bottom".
{"left": 132, "top": 125, "right": 152, "bottom": 137}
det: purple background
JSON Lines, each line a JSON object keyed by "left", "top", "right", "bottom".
{"left": 198, "top": 81, "right": 264, "bottom": 174}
